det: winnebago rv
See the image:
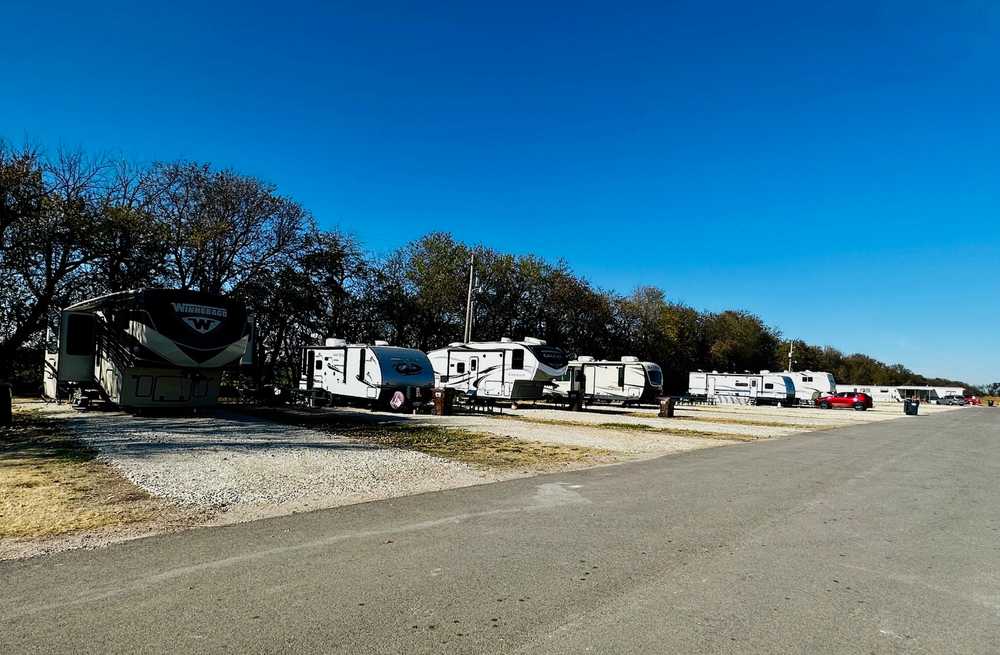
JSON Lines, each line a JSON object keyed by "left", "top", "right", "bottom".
{"left": 781, "top": 370, "right": 837, "bottom": 405}
{"left": 427, "top": 337, "right": 568, "bottom": 405}
{"left": 299, "top": 339, "right": 434, "bottom": 411}
{"left": 688, "top": 371, "right": 795, "bottom": 405}
{"left": 551, "top": 356, "right": 663, "bottom": 405}
{"left": 43, "top": 289, "right": 252, "bottom": 409}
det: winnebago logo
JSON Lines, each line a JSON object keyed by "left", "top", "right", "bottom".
{"left": 171, "top": 302, "right": 228, "bottom": 335}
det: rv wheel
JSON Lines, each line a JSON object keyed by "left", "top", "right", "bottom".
{"left": 387, "top": 390, "right": 408, "bottom": 412}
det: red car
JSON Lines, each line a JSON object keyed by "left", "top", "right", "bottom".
{"left": 815, "top": 392, "right": 873, "bottom": 411}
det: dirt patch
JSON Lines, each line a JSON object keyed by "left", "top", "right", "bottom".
{"left": 0, "top": 406, "right": 197, "bottom": 558}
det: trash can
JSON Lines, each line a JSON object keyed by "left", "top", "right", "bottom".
{"left": 0, "top": 382, "right": 12, "bottom": 427}
{"left": 989, "top": 400, "right": 995, "bottom": 407}
{"left": 904, "top": 399, "right": 919, "bottom": 416}
{"left": 432, "top": 387, "right": 453, "bottom": 416}
{"left": 659, "top": 397, "right": 675, "bottom": 418}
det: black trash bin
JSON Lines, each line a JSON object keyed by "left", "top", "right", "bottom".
{"left": 0, "top": 382, "right": 12, "bottom": 427}
{"left": 903, "top": 399, "right": 919, "bottom": 416}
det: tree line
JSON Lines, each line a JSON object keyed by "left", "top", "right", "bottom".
{"left": 0, "top": 141, "right": 980, "bottom": 394}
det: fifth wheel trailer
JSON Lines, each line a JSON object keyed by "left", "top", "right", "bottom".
{"left": 688, "top": 371, "right": 796, "bottom": 405}
{"left": 551, "top": 356, "right": 663, "bottom": 405}
{"left": 427, "top": 337, "right": 568, "bottom": 404}
{"left": 299, "top": 339, "right": 434, "bottom": 411}
{"left": 42, "top": 288, "right": 253, "bottom": 410}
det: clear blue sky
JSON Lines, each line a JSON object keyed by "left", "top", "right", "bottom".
{"left": 3, "top": 1, "right": 998, "bottom": 383}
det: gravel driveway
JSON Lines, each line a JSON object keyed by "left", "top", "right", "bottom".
{"left": 41, "top": 404, "right": 498, "bottom": 523}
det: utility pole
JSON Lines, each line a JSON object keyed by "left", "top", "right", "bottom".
{"left": 463, "top": 253, "right": 475, "bottom": 343}
{"left": 787, "top": 341, "right": 794, "bottom": 372}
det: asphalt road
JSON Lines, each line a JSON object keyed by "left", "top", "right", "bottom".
{"left": 3, "top": 409, "right": 999, "bottom": 654}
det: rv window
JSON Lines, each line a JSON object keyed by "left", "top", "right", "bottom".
{"left": 511, "top": 349, "right": 524, "bottom": 370}
{"left": 315, "top": 360, "right": 322, "bottom": 370}
{"left": 765, "top": 383, "right": 774, "bottom": 389}
{"left": 456, "top": 362, "right": 465, "bottom": 374}
{"left": 66, "top": 314, "right": 96, "bottom": 356}
{"left": 470, "top": 359, "right": 477, "bottom": 371}
{"left": 135, "top": 376, "right": 153, "bottom": 397}
{"left": 358, "top": 349, "right": 366, "bottom": 380}
{"left": 751, "top": 380, "right": 757, "bottom": 387}
{"left": 735, "top": 382, "right": 748, "bottom": 387}
{"left": 617, "top": 366, "right": 625, "bottom": 387}
{"left": 803, "top": 376, "right": 813, "bottom": 382}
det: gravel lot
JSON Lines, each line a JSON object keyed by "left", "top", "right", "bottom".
{"left": 26, "top": 398, "right": 958, "bottom": 543}
{"left": 36, "top": 404, "right": 500, "bottom": 524}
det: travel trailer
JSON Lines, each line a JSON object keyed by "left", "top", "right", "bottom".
{"left": 781, "top": 370, "right": 837, "bottom": 405}
{"left": 551, "top": 356, "right": 663, "bottom": 405}
{"left": 299, "top": 339, "right": 434, "bottom": 411}
{"left": 427, "top": 337, "right": 569, "bottom": 405}
{"left": 688, "top": 371, "right": 796, "bottom": 405}
{"left": 43, "top": 289, "right": 253, "bottom": 410}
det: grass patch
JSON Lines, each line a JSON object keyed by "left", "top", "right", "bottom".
{"left": 508, "top": 415, "right": 754, "bottom": 442}
{"left": 239, "top": 407, "right": 611, "bottom": 469}
{"left": 0, "top": 408, "right": 171, "bottom": 540}
{"left": 357, "top": 425, "right": 611, "bottom": 469}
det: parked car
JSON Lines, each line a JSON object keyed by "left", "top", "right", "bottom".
{"left": 966, "top": 396, "right": 982, "bottom": 406}
{"left": 936, "top": 395, "right": 967, "bottom": 406}
{"left": 815, "top": 391, "right": 873, "bottom": 411}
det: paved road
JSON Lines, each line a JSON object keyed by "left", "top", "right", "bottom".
{"left": 3, "top": 409, "right": 999, "bottom": 653}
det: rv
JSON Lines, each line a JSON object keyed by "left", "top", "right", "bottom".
{"left": 781, "top": 370, "right": 837, "bottom": 405}
{"left": 688, "top": 371, "right": 796, "bottom": 405}
{"left": 299, "top": 339, "right": 434, "bottom": 411}
{"left": 43, "top": 289, "right": 252, "bottom": 410}
{"left": 551, "top": 356, "right": 663, "bottom": 405}
{"left": 427, "top": 337, "right": 568, "bottom": 405}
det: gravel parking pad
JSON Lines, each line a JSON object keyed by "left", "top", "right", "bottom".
{"left": 39, "top": 404, "right": 498, "bottom": 522}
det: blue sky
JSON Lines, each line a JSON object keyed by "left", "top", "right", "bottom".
{"left": 3, "top": 1, "right": 998, "bottom": 383}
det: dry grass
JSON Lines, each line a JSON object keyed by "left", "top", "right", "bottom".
{"left": 508, "top": 415, "right": 755, "bottom": 442}
{"left": 0, "top": 409, "right": 176, "bottom": 540}
{"left": 359, "top": 425, "right": 612, "bottom": 469}
{"left": 240, "top": 407, "right": 612, "bottom": 470}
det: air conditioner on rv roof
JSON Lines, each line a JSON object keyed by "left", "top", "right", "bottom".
{"left": 325, "top": 337, "right": 347, "bottom": 347}
{"left": 621, "top": 356, "right": 639, "bottom": 362}
{"left": 523, "top": 337, "right": 546, "bottom": 345}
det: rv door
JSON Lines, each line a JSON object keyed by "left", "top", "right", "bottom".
{"left": 56, "top": 311, "right": 96, "bottom": 383}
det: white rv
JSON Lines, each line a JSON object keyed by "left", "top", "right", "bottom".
{"left": 427, "top": 337, "right": 568, "bottom": 405}
{"left": 43, "top": 289, "right": 253, "bottom": 410}
{"left": 299, "top": 339, "right": 434, "bottom": 411}
{"left": 551, "top": 356, "right": 663, "bottom": 405}
{"left": 780, "top": 370, "right": 837, "bottom": 405}
{"left": 688, "top": 371, "right": 796, "bottom": 405}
